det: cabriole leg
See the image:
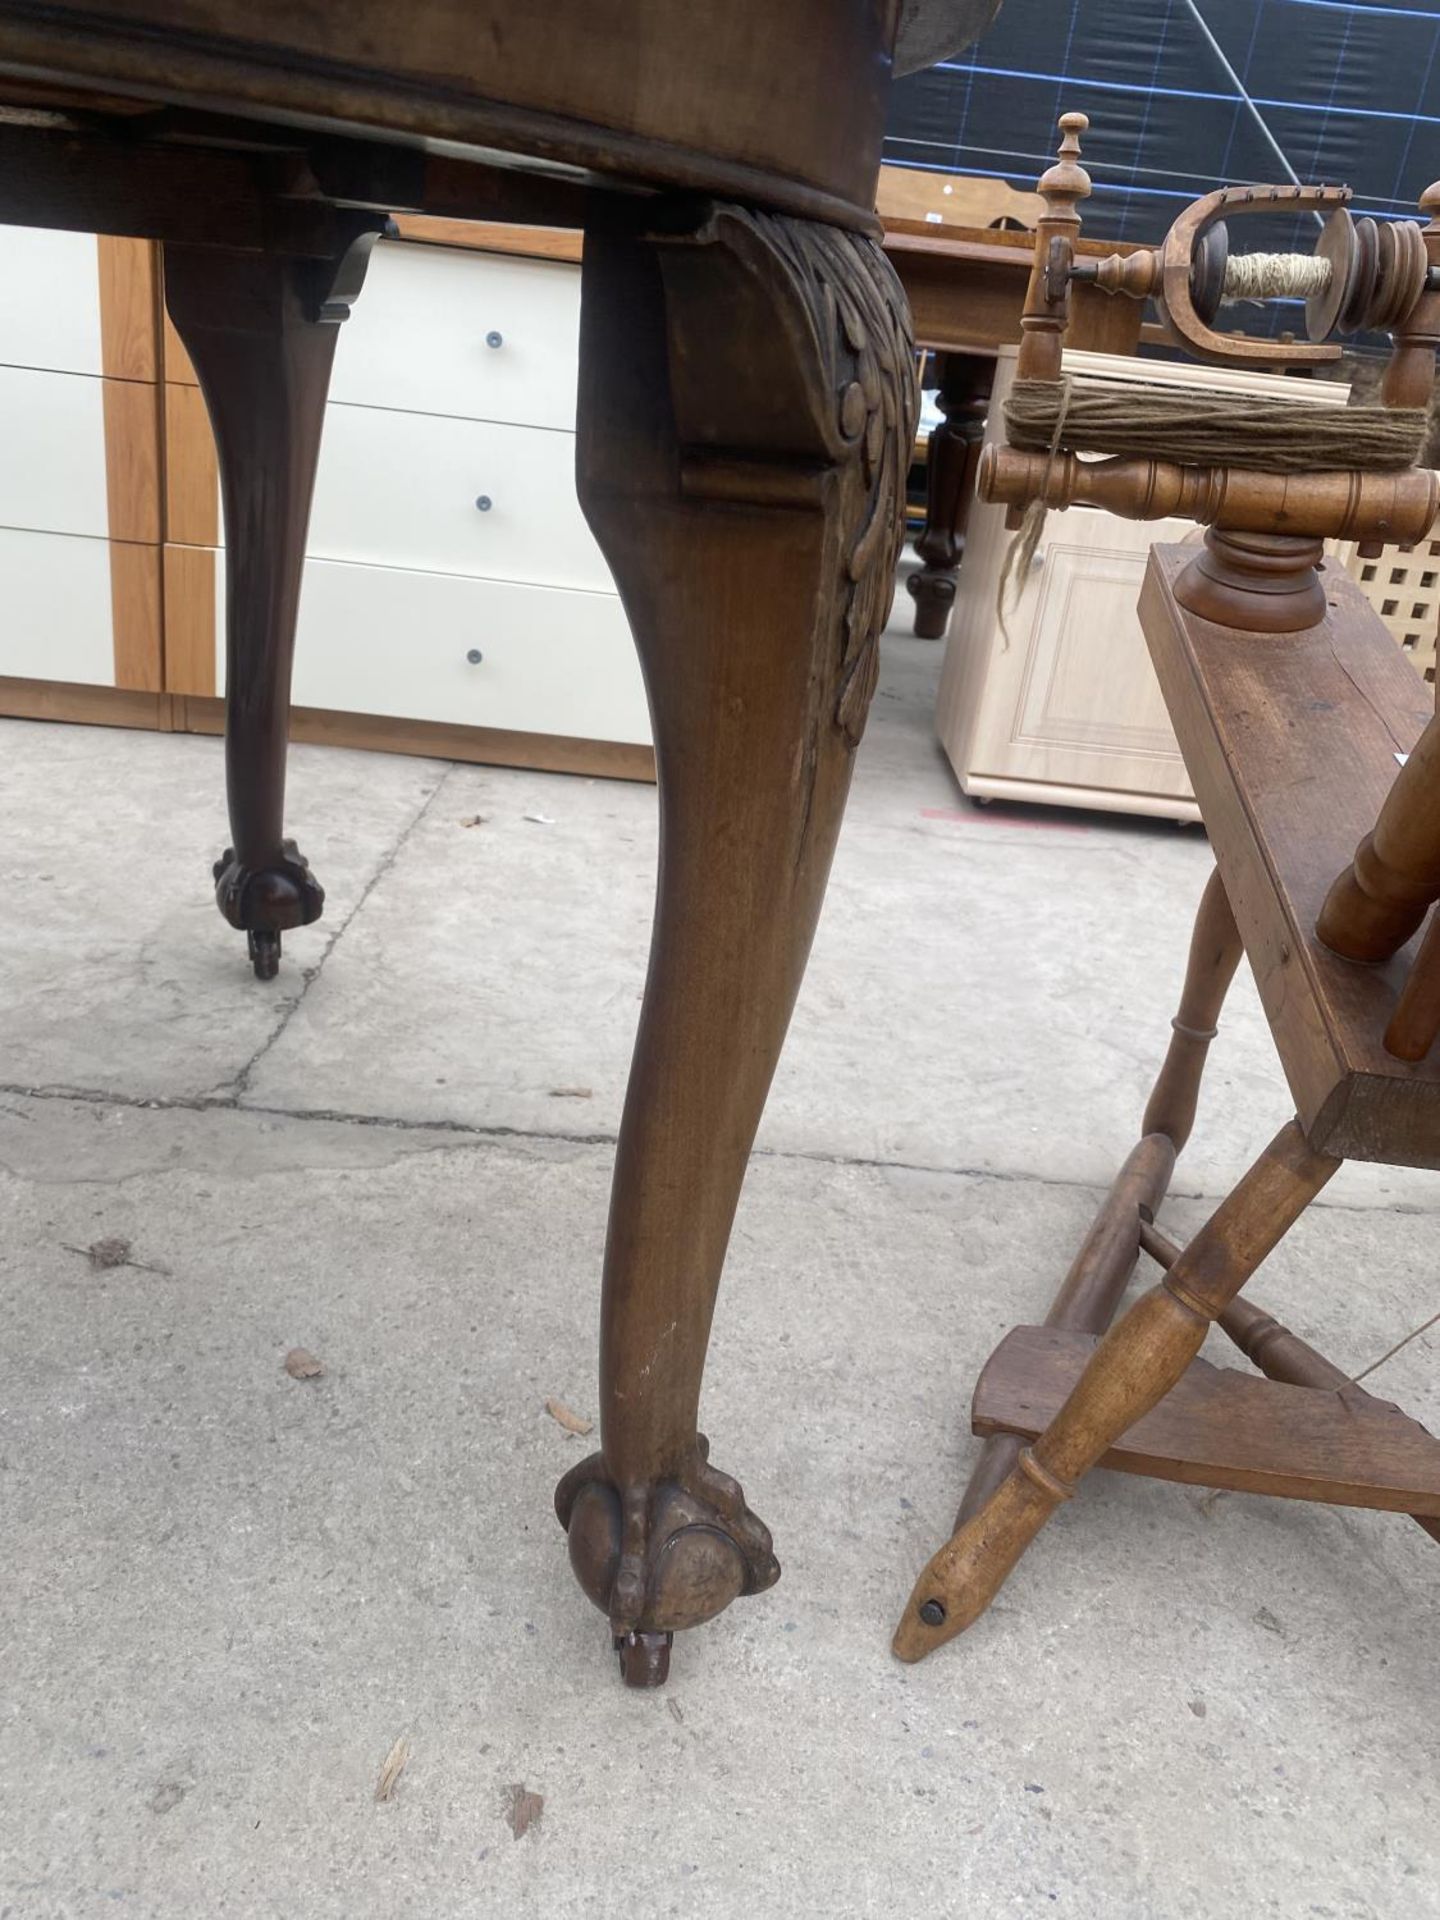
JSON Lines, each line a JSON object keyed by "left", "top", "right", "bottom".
{"left": 554, "top": 202, "right": 917, "bottom": 1685}
{"left": 164, "top": 227, "right": 382, "bottom": 978}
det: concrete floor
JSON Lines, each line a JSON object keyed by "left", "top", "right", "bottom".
{"left": 2, "top": 617, "right": 1439, "bottom": 1919}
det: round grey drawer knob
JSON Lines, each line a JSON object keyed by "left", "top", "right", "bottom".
{"left": 466, "top": 648, "right": 484, "bottom": 666}
{"left": 485, "top": 330, "right": 503, "bottom": 348}
{"left": 474, "top": 494, "right": 493, "bottom": 512}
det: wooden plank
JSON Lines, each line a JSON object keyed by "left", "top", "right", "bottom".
{"left": 174, "top": 694, "right": 656, "bottom": 782}
{"left": 974, "top": 1325, "right": 1440, "bottom": 1514}
{"left": 96, "top": 235, "right": 159, "bottom": 381}
{"left": 1141, "top": 546, "right": 1440, "bottom": 1165}
{"left": 163, "top": 381, "right": 218, "bottom": 546}
{"left": 161, "top": 542, "right": 216, "bottom": 697}
{"left": 0, "top": 673, "right": 172, "bottom": 730}
{"left": 109, "top": 539, "right": 162, "bottom": 691}
{"left": 0, "top": 2, "right": 896, "bottom": 228}
{"left": 876, "top": 167, "right": 1044, "bottom": 232}
{"left": 391, "top": 215, "right": 582, "bottom": 263}
{"left": 101, "top": 376, "right": 161, "bottom": 543}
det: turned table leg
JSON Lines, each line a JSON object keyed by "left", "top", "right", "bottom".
{"left": 553, "top": 202, "right": 917, "bottom": 1685}
{"left": 906, "top": 352, "right": 992, "bottom": 640}
{"left": 163, "top": 226, "right": 383, "bottom": 979}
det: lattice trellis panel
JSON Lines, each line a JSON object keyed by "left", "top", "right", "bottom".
{"left": 1343, "top": 537, "right": 1440, "bottom": 688}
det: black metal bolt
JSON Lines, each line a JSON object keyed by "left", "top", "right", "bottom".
{"left": 918, "top": 1598, "right": 947, "bottom": 1628}
{"left": 475, "top": 494, "right": 492, "bottom": 512}
{"left": 486, "top": 329, "right": 504, "bottom": 348}
{"left": 466, "top": 648, "right": 484, "bottom": 666}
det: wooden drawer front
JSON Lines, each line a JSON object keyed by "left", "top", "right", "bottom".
{"left": 211, "top": 554, "right": 650, "bottom": 744}
{"left": 328, "top": 242, "right": 580, "bottom": 431}
{"left": 0, "top": 227, "right": 102, "bottom": 376}
{"left": 0, "top": 526, "right": 115, "bottom": 685}
{"left": 0, "top": 365, "right": 108, "bottom": 539}
{"left": 304, "top": 403, "right": 611, "bottom": 592}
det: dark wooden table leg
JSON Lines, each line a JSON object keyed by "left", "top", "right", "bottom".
{"left": 163, "top": 224, "right": 384, "bottom": 979}
{"left": 906, "top": 351, "right": 992, "bottom": 640}
{"left": 553, "top": 201, "right": 917, "bottom": 1685}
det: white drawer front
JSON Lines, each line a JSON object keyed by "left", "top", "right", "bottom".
{"left": 0, "top": 227, "right": 103, "bottom": 377}
{"left": 213, "top": 554, "right": 650, "bottom": 744}
{"left": 329, "top": 241, "right": 580, "bottom": 431}
{"left": 0, "top": 526, "right": 115, "bottom": 685}
{"left": 305, "top": 402, "right": 611, "bottom": 593}
{"left": 0, "top": 365, "right": 108, "bottom": 539}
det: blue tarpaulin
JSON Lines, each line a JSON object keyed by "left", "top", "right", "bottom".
{"left": 885, "top": 0, "right": 1440, "bottom": 243}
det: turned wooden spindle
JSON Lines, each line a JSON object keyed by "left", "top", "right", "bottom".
{"left": 897, "top": 1123, "right": 1340, "bottom": 1657}
{"left": 1384, "top": 907, "right": 1440, "bottom": 1061}
{"left": 1143, "top": 866, "right": 1245, "bottom": 1150}
{"left": 955, "top": 1132, "right": 1176, "bottom": 1527}
{"left": 1016, "top": 112, "right": 1091, "bottom": 384}
{"left": 1317, "top": 713, "right": 1440, "bottom": 962}
{"left": 1382, "top": 181, "right": 1440, "bottom": 410}
{"left": 955, "top": 867, "right": 1241, "bottom": 1530}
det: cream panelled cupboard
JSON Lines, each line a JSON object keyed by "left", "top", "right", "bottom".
{"left": 936, "top": 347, "right": 1351, "bottom": 822}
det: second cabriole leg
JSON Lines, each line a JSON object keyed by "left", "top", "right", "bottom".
{"left": 164, "top": 228, "right": 382, "bottom": 979}
{"left": 555, "top": 202, "right": 917, "bottom": 1686}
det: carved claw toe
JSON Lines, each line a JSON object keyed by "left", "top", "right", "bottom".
{"left": 213, "top": 839, "right": 324, "bottom": 976}
{"left": 556, "top": 1439, "right": 778, "bottom": 1679}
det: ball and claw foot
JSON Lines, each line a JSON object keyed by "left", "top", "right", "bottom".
{"left": 555, "top": 1435, "right": 780, "bottom": 1689}
{"left": 212, "top": 839, "right": 324, "bottom": 980}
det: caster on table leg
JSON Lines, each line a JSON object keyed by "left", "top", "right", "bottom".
{"left": 615, "top": 1630, "right": 673, "bottom": 1688}
{"left": 246, "top": 929, "right": 282, "bottom": 981}
{"left": 212, "top": 839, "right": 323, "bottom": 980}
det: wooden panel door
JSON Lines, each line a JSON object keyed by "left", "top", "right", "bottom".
{"left": 966, "top": 509, "right": 1200, "bottom": 810}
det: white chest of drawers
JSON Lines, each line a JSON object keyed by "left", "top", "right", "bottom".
{"left": 0, "top": 222, "right": 653, "bottom": 772}
{"left": 165, "top": 233, "right": 651, "bottom": 755}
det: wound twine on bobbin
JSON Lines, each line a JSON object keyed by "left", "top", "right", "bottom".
{"left": 993, "top": 375, "right": 1429, "bottom": 637}
{"left": 1221, "top": 251, "right": 1332, "bottom": 304}
{"left": 1005, "top": 379, "right": 1427, "bottom": 474}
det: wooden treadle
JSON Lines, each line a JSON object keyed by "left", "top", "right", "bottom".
{"left": 973, "top": 1325, "right": 1440, "bottom": 1514}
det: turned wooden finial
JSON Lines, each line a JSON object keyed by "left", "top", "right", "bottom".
{"left": 1042, "top": 111, "right": 1091, "bottom": 201}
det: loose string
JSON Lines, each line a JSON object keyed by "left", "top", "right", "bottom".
{"left": 1349, "top": 1305, "right": 1440, "bottom": 1386}
{"left": 995, "top": 374, "right": 1074, "bottom": 647}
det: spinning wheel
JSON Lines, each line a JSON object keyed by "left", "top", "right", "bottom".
{"left": 894, "top": 115, "right": 1440, "bottom": 1666}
